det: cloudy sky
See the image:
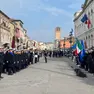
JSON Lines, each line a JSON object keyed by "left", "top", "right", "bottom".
{"left": 0, "top": 0, "right": 85, "bottom": 42}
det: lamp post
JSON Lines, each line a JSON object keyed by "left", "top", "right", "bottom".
{"left": 63, "top": 37, "right": 66, "bottom": 55}
{"left": 69, "top": 29, "right": 73, "bottom": 53}
{"left": 58, "top": 40, "right": 60, "bottom": 50}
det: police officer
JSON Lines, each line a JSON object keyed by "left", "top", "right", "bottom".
{"left": 34, "top": 50, "right": 38, "bottom": 63}
{"left": 86, "top": 52, "right": 93, "bottom": 73}
{"left": 29, "top": 49, "right": 34, "bottom": 64}
{"left": 92, "top": 51, "right": 94, "bottom": 73}
{"left": 18, "top": 51, "right": 22, "bottom": 71}
{"left": 3, "top": 50, "right": 8, "bottom": 73}
{"left": 21, "top": 50, "right": 24, "bottom": 69}
{"left": 49, "top": 51, "right": 52, "bottom": 58}
{"left": 43, "top": 50, "right": 47, "bottom": 63}
{"left": 23, "top": 50, "right": 26, "bottom": 68}
{"left": 25, "top": 50, "right": 29, "bottom": 67}
{"left": 7, "top": 49, "right": 15, "bottom": 75}
{"left": 0, "top": 48, "right": 4, "bottom": 79}
{"left": 13, "top": 50, "right": 17, "bottom": 73}
{"left": 37, "top": 51, "right": 40, "bottom": 62}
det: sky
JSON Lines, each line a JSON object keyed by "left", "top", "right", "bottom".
{"left": 0, "top": 0, "right": 85, "bottom": 42}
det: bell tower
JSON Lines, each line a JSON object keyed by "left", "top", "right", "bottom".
{"left": 54, "top": 27, "right": 61, "bottom": 49}
{"left": 55, "top": 27, "right": 61, "bottom": 40}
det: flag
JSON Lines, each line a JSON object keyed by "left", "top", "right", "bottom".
{"left": 15, "top": 28, "right": 21, "bottom": 38}
{"left": 72, "top": 44, "right": 78, "bottom": 56}
{"left": 81, "top": 14, "right": 91, "bottom": 29}
{"left": 81, "top": 40, "right": 85, "bottom": 49}
{"left": 11, "top": 36, "right": 15, "bottom": 48}
{"left": 72, "top": 39, "right": 83, "bottom": 56}
{"left": 76, "top": 39, "right": 83, "bottom": 54}
{"left": 74, "top": 49, "right": 78, "bottom": 56}
{"left": 81, "top": 14, "right": 88, "bottom": 23}
{"left": 71, "top": 44, "right": 76, "bottom": 49}
{"left": 79, "top": 40, "right": 86, "bottom": 62}
{"left": 87, "top": 19, "right": 91, "bottom": 29}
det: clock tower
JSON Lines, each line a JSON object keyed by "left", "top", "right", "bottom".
{"left": 54, "top": 27, "right": 61, "bottom": 49}
{"left": 55, "top": 27, "right": 61, "bottom": 40}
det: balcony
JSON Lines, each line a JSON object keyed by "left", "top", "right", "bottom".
{"left": 0, "top": 22, "right": 10, "bottom": 31}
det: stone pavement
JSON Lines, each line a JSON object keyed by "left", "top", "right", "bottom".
{"left": 0, "top": 57, "right": 94, "bottom": 94}
{"left": 60, "top": 57, "right": 94, "bottom": 85}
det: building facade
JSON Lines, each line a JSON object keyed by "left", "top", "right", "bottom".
{"left": 38, "top": 42, "right": 47, "bottom": 51}
{"left": 45, "top": 42, "right": 54, "bottom": 51}
{"left": 11, "top": 20, "right": 24, "bottom": 49}
{"left": 9, "top": 21, "right": 15, "bottom": 48}
{"left": 0, "top": 10, "right": 31, "bottom": 49}
{"left": 74, "top": 0, "right": 94, "bottom": 49}
{"left": 60, "top": 37, "right": 74, "bottom": 49}
{"left": 0, "top": 10, "right": 11, "bottom": 48}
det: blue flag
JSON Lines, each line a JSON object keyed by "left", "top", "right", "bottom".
{"left": 79, "top": 40, "right": 85, "bottom": 62}
{"left": 81, "top": 14, "right": 88, "bottom": 23}
{"left": 71, "top": 44, "right": 76, "bottom": 49}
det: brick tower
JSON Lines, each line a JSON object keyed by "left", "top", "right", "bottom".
{"left": 54, "top": 27, "right": 61, "bottom": 49}
{"left": 55, "top": 27, "right": 61, "bottom": 40}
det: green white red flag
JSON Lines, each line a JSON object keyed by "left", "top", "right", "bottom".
{"left": 74, "top": 39, "right": 83, "bottom": 55}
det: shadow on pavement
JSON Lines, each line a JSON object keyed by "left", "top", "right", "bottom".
{"left": 47, "top": 57, "right": 94, "bottom": 86}
{"left": 61, "top": 57, "right": 94, "bottom": 86}
{"left": 31, "top": 66, "right": 76, "bottom": 78}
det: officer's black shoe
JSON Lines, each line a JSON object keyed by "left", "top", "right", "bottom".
{"left": 8, "top": 73, "right": 13, "bottom": 75}
{"left": 0, "top": 76, "right": 4, "bottom": 79}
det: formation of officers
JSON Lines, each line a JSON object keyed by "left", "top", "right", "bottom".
{"left": 0, "top": 48, "right": 64, "bottom": 79}
{"left": 0, "top": 48, "right": 42, "bottom": 78}
{"left": 48, "top": 50, "right": 64, "bottom": 58}
{"left": 81, "top": 50, "right": 94, "bottom": 74}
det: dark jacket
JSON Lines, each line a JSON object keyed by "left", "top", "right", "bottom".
{"left": 30, "top": 52, "right": 33, "bottom": 58}
{"left": 6, "top": 52, "right": 14, "bottom": 64}
{"left": 0, "top": 52, "right": 4, "bottom": 65}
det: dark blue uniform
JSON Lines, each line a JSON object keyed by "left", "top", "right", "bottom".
{"left": 0, "top": 52, "right": 4, "bottom": 78}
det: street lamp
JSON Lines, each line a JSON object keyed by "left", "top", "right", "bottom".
{"left": 58, "top": 40, "right": 60, "bottom": 50}
{"left": 63, "top": 37, "right": 66, "bottom": 55}
{"left": 69, "top": 29, "right": 73, "bottom": 53}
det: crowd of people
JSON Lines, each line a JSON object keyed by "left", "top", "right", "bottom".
{"left": 1, "top": 46, "right": 93, "bottom": 79}
{"left": 0, "top": 48, "right": 64, "bottom": 79}
{"left": 47, "top": 50, "right": 64, "bottom": 58}
{"left": 72, "top": 49, "right": 94, "bottom": 75}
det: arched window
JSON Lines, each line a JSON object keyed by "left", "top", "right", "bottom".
{"left": 91, "top": 9, "right": 93, "bottom": 14}
{"left": 91, "top": 34, "right": 93, "bottom": 38}
{"left": 3, "top": 22, "right": 6, "bottom": 27}
{"left": 1, "top": 17, "right": 3, "bottom": 23}
{"left": 88, "top": 35, "right": 90, "bottom": 39}
{"left": 86, "top": 36, "right": 87, "bottom": 40}
{"left": 88, "top": 12, "right": 90, "bottom": 16}
{"left": 91, "top": 34, "right": 93, "bottom": 47}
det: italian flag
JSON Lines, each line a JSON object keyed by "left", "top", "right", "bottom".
{"left": 75, "top": 39, "right": 83, "bottom": 55}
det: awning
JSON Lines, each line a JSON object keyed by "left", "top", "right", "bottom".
{"left": 15, "top": 28, "right": 24, "bottom": 38}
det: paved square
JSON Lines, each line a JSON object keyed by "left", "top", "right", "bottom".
{"left": 0, "top": 58, "right": 94, "bottom": 94}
